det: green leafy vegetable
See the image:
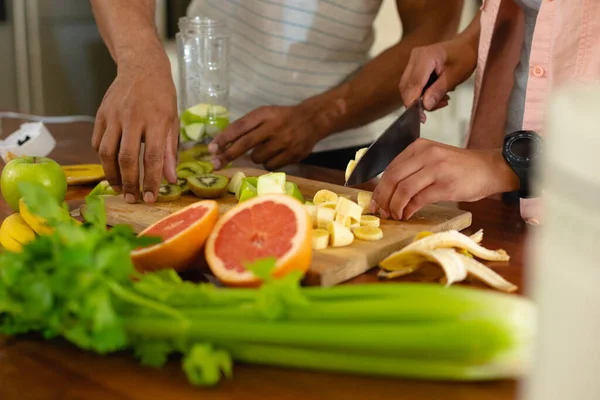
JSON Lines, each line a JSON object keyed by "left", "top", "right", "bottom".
{"left": 0, "top": 183, "right": 538, "bottom": 387}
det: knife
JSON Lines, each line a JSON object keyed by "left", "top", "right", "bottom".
{"left": 345, "top": 72, "right": 439, "bottom": 186}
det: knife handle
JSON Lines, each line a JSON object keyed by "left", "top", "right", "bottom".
{"left": 421, "top": 72, "right": 440, "bottom": 97}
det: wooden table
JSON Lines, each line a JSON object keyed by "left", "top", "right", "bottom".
{"left": 0, "top": 117, "right": 529, "bottom": 400}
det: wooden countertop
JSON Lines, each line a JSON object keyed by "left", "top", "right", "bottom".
{"left": 0, "top": 117, "right": 529, "bottom": 400}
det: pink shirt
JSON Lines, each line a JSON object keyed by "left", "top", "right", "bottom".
{"left": 465, "top": 0, "right": 600, "bottom": 224}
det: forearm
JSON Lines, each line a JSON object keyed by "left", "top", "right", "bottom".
{"left": 90, "top": 0, "right": 166, "bottom": 70}
{"left": 302, "top": 3, "right": 465, "bottom": 140}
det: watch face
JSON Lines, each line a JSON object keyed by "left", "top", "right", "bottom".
{"left": 507, "top": 131, "right": 542, "bottom": 162}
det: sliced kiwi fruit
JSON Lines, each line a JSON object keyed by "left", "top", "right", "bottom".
{"left": 187, "top": 174, "right": 229, "bottom": 199}
{"left": 176, "top": 177, "right": 190, "bottom": 193}
{"left": 157, "top": 183, "right": 182, "bottom": 202}
{"left": 178, "top": 144, "right": 212, "bottom": 163}
{"left": 195, "top": 160, "right": 215, "bottom": 173}
{"left": 176, "top": 161, "right": 206, "bottom": 178}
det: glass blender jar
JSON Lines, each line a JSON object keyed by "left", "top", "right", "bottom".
{"left": 176, "top": 16, "right": 231, "bottom": 150}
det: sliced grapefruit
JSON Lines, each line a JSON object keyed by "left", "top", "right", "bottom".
{"left": 131, "top": 200, "right": 219, "bottom": 272}
{"left": 205, "top": 194, "right": 312, "bottom": 286}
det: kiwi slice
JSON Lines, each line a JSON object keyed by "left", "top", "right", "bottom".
{"left": 176, "top": 161, "right": 206, "bottom": 178}
{"left": 195, "top": 160, "right": 215, "bottom": 173}
{"left": 157, "top": 183, "right": 182, "bottom": 202}
{"left": 178, "top": 144, "right": 212, "bottom": 163}
{"left": 176, "top": 177, "right": 190, "bottom": 193}
{"left": 187, "top": 174, "right": 229, "bottom": 199}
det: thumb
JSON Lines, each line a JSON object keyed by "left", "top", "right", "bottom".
{"left": 423, "top": 73, "right": 450, "bottom": 111}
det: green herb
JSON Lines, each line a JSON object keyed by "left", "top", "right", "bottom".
{"left": 0, "top": 183, "right": 537, "bottom": 386}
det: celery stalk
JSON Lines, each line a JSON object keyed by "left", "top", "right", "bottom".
{"left": 225, "top": 342, "right": 530, "bottom": 381}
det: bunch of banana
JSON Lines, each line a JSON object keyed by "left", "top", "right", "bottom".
{"left": 0, "top": 197, "right": 81, "bottom": 252}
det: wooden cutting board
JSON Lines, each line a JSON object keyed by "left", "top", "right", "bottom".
{"left": 97, "top": 167, "right": 472, "bottom": 286}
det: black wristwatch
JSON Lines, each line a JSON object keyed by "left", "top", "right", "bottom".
{"left": 502, "top": 130, "right": 543, "bottom": 198}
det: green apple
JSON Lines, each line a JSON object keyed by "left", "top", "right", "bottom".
{"left": 1, "top": 156, "right": 68, "bottom": 211}
{"left": 285, "top": 181, "right": 305, "bottom": 203}
{"left": 257, "top": 172, "right": 286, "bottom": 195}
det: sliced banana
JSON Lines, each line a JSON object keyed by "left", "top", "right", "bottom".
{"left": 318, "top": 201, "right": 338, "bottom": 210}
{"left": 360, "top": 215, "right": 380, "bottom": 228}
{"left": 355, "top": 147, "right": 368, "bottom": 162}
{"left": 345, "top": 160, "right": 356, "bottom": 182}
{"left": 316, "top": 207, "right": 336, "bottom": 230}
{"left": 335, "top": 214, "right": 352, "bottom": 228}
{"left": 357, "top": 191, "right": 373, "bottom": 214}
{"left": 312, "top": 229, "right": 330, "bottom": 250}
{"left": 353, "top": 226, "right": 383, "bottom": 241}
{"left": 328, "top": 221, "right": 354, "bottom": 247}
{"left": 304, "top": 204, "right": 318, "bottom": 228}
{"left": 227, "top": 171, "right": 246, "bottom": 194}
{"left": 313, "top": 189, "right": 338, "bottom": 206}
{"left": 335, "top": 197, "right": 362, "bottom": 224}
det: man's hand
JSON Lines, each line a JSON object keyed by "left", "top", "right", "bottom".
{"left": 370, "top": 138, "right": 519, "bottom": 220}
{"left": 91, "top": 60, "right": 178, "bottom": 204}
{"left": 208, "top": 104, "right": 325, "bottom": 171}
{"left": 399, "top": 13, "right": 481, "bottom": 122}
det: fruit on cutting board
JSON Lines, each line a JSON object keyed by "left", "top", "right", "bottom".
{"left": 157, "top": 183, "right": 182, "bottom": 202}
{"left": 187, "top": 174, "right": 229, "bottom": 199}
{"left": 357, "top": 191, "right": 372, "bottom": 213}
{"left": 285, "top": 182, "right": 305, "bottom": 203}
{"left": 311, "top": 228, "right": 329, "bottom": 250}
{"left": 178, "top": 144, "right": 212, "bottom": 163}
{"left": 131, "top": 200, "right": 219, "bottom": 272}
{"left": 344, "top": 147, "right": 369, "bottom": 182}
{"left": 1, "top": 156, "right": 67, "bottom": 212}
{"left": 328, "top": 221, "right": 354, "bottom": 247}
{"left": 89, "top": 180, "right": 119, "bottom": 197}
{"left": 227, "top": 171, "right": 246, "bottom": 194}
{"left": 313, "top": 189, "right": 338, "bottom": 206}
{"left": 205, "top": 194, "right": 312, "bottom": 287}
{"left": 352, "top": 226, "right": 383, "bottom": 241}
{"left": 360, "top": 215, "right": 380, "bottom": 228}
{"left": 0, "top": 213, "right": 36, "bottom": 252}
{"left": 237, "top": 178, "right": 258, "bottom": 202}
{"left": 257, "top": 172, "right": 286, "bottom": 195}
{"left": 177, "top": 161, "right": 207, "bottom": 178}
{"left": 62, "top": 164, "right": 105, "bottom": 185}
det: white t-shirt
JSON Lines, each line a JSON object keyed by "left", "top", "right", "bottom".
{"left": 187, "top": 0, "right": 401, "bottom": 153}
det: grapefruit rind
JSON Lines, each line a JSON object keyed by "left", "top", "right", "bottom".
{"left": 131, "top": 200, "right": 219, "bottom": 272}
{"left": 205, "top": 194, "right": 312, "bottom": 286}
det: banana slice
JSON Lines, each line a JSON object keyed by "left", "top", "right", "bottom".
{"left": 304, "top": 204, "right": 318, "bottom": 228}
{"left": 345, "top": 160, "right": 356, "bottom": 182}
{"left": 360, "top": 215, "right": 380, "bottom": 228}
{"left": 335, "top": 214, "right": 352, "bottom": 228}
{"left": 318, "top": 201, "right": 338, "bottom": 210}
{"left": 313, "top": 189, "right": 338, "bottom": 206}
{"left": 353, "top": 226, "right": 383, "bottom": 241}
{"left": 227, "top": 171, "right": 246, "bottom": 194}
{"left": 312, "top": 229, "right": 330, "bottom": 250}
{"left": 316, "top": 207, "right": 336, "bottom": 229}
{"left": 355, "top": 147, "right": 368, "bottom": 162}
{"left": 336, "top": 197, "right": 362, "bottom": 224}
{"left": 357, "top": 191, "right": 373, "bottom": 214}
{"left": 328, "top": 221, "right": 354, "bottom": 247}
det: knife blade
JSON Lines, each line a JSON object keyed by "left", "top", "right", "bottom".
{"left": 345, "top": 72, "right": 439, "bottom": 186}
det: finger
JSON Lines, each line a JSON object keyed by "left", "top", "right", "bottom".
{"left": 403, "top": 183, "right": 444, "bottom": 220}
{"left": 372, "top": 153, "right": 423, "bottom": 216}
{"left": 208, "top": 108, "right": 267, "bottom": 155}
{"left": 423, "top": 72, "right": 451, "bottom": 110}
{"left": 388, "top": 168, "right": 435, "bottom": 220}
{"left": 250, "top": 140, "right": 284, "bottom": 165}
{"left": 118, "top": 124, "right": 143, "bottom": 203}
{"left": 91, "top": 112, "right": 107, "bottom": 151}
{"left": 399, "top": 54, "right": 417, "bottom": 106}
{"left": 213, "top": 125, "right": 271, "bottom": 169}
{"left": 162, "top": 116, "right": 179, "bottom": 183}
{"left": 263, "top": 149, "right": 291, "bottom": 171}
{"left": 401, "top": 53, "right": 438, "bottom": 107}
{"left": 142, "top": 122, "right": 170, "bottom": 203}
{"left": 97, "top": 123, "right": 123, "bottom": 192}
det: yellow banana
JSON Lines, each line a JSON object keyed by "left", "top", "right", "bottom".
{"left": 62, "top": 164, "right": 105, "bottom": 185}
{"left": 0, "top": 213, "right": 37, "bottom": 252}
{"left": 19, "top": 197, "right": 81, "bottom": 236}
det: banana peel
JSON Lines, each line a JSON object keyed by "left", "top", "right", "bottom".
{"left": 62, "top": 164, "right": 105, "bottom": 185}
{"left": 378, "top": 229, "right": 517, "bottom": 293}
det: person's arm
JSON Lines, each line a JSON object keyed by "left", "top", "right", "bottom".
{"left": 303, "top": 0, "right": 466, "bottom": 138}
{"left": 90, "top": 0, "right": 178, "bottom": 204}
{"left": 209, "top": 0, "right": 465, "bottom": 170}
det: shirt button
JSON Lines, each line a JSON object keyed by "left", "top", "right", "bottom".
{"left": 532, "top": 66, "right": 545, "bottom": 77}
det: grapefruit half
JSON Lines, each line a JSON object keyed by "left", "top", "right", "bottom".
{"left": 131, "top": 200, "right": 219, "bottom": 272}
{"left": 205, "top": 194, "right": 313, "bottom": 286}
